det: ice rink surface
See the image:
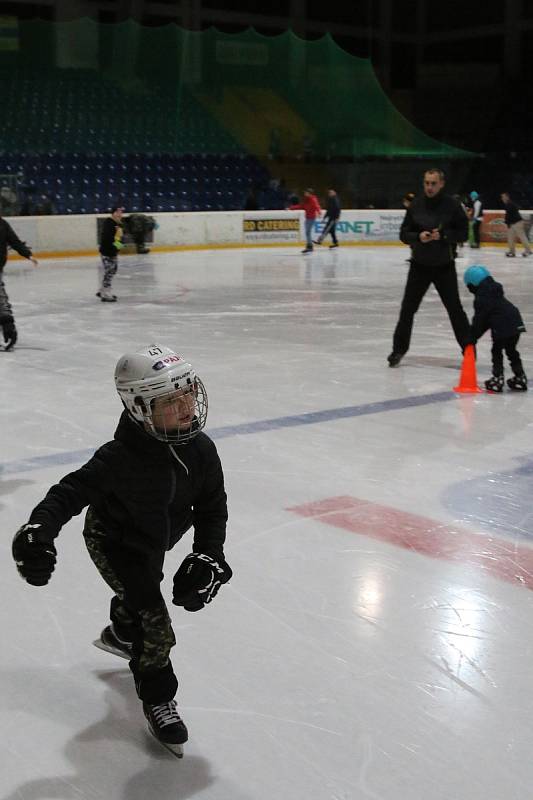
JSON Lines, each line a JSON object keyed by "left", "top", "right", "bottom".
{"left": 1, "top": 242, "right": 533, "bottom": 799}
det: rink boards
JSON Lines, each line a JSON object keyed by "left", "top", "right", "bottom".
{"left": 7, "top": 208, "right": 523, "bottom": 257}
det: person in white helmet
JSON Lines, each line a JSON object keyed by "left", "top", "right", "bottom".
{"left": 12, "top": 344, "right": 231, "bottom": 758}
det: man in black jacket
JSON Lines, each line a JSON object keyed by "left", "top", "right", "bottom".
{"left": 388, "top": 169, "right": 471, "bottom": 366}
{"left": 315, "top": 188, "right": 341, "bottom": 247}
{"left": 501, "top": 192, "right": 532, "bottom": 258}
{"left": 97, "top": 206, "right": 124, "bottom": 302}
{"left": 12, "top": 344, "right": 232, "bottom": 758}
{"left": 0, "top": 216, "right": 38, "bottom": 350}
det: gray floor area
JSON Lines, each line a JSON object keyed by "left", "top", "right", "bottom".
{"left": 1, "top": 243, "right": 533, "bottom": 799}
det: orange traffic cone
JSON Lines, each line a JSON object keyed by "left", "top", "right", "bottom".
{"left": 453, "top": 344, "right": 483, "bottom": 393}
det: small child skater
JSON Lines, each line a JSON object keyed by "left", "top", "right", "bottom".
{"left": 12, "top": 344, "right": 232, "bottom": 757}
{"left": 464, "top": 265, "right": 527, "bottom": 392}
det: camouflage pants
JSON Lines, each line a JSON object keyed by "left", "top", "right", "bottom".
{"left": 83, "top": 507, "right": 178, "bottom": 704}
{"left": 0, "top": 271, "right": 13, "bottom": 322}
{"left": 98, "top": 255, "right": 118, "bottom": 290}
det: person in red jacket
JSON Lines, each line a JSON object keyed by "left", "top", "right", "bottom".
{"left": 290, "top": 188, "right": 321, "bottom": 253}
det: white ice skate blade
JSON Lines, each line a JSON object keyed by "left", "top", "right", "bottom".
{"left": 147, "top": 725, "right": 184, "bottom": 759}
{"left": 92, "top": 638, "right": 130, "bottom": 660}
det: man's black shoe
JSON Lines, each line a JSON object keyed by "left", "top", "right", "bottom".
{"left": 387, "top": 351, "right": 404, "bottom": 367}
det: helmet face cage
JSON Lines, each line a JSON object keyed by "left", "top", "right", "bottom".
{"left": 143, "top": 377, "right": 208, "bottom": 444}
{"left": 115, "top": 345, "right": 208, "bottom": 444}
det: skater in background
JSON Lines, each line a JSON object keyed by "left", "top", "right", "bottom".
{"left": 402, "top": 192, "right": 415, "bottom": 210}
{"left": 12, "top": 344, "right": 232, "bottom": 757}
{"left": 388, "top": 168, "right": 471, "bottom": 367}
{"left": 464, "top": 265, "right": 527, "bottom": 392}
{"left": 98, "top": 206, "right": 124, "bottom": 302}
{"left": 0, "top": 216, "right": 38, "bottom": 350}
{"left": 314, "top": 188, "right": 341, "bottom": 248}
{"left": 401, "top": 192, "right": 416, "bottom": 261}
{"left": 289, "top": 188, "right": 321, "bottom": 253}
{"left": 123, "top": 212, "right": 156, "bottom": 254}
{"left": 501, "top": 192, "right": 532, "bottom": 258}
{"left": 468, "top": 191, "right": 483, "bottom": 249}
{"left": 0, "top": 185, "right": 19, "bottom": 216}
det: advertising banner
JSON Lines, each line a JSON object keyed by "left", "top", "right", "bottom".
{"left": 243, "top": 211, "right": 301, "bottom": 243}
{"left": 480, "top": 212, "right": 508, "bottom": 243}
{"left": 313, "top": 211, "right": 405, "bottom": 243}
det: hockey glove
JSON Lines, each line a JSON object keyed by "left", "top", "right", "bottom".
{"left": 12, "top": 523, "right": 57, "bottom": 586}
{"left": 1, "top": 318, "right": 17, "bottom": 351}
{"left": 113, "top": 239, "right": 124, "bottom": 250}
{"left": 172, "top": 552, "right": 232, "bottom": 612}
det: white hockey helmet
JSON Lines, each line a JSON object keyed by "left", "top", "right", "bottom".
{"left": 114, "top": 344, "right": 208, "bottom": 444}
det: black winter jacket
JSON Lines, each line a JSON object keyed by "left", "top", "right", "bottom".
{"left": 28, "top": 412, "right": 228, "bottom": 559}
{"left": 0, "top": 217, "right": 32, "bottom": 270}
{"left": 400, "top": 192, "right": 468, "bottom": 267}
{"left": 470, "top": 276, "right": 526, "bottom": 342}
{"left": 324, "top": 195, "right": 341, "bottom": 220}
{"left": 503, "top": 202, "right": 522, "bottom": 227}
{"left": 99, "top": 217, "right": 123, "bottom": 258}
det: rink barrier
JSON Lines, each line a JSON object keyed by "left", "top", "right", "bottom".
{"left": 6, "top": 209, "right": 525, "bottom": 258}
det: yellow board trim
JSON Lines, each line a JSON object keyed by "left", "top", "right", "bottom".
{"left": 10, "top": 241, "right": 509, "bottom": 260}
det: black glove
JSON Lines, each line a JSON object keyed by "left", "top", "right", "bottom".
{"left": 12, "top": 523, "right": 57, "bottom": 586}
{"left": 172, "top": 552, "right": 232, "bottom": 612}
{"left": 1, "top": 318, "right": 17, "bottom": 351}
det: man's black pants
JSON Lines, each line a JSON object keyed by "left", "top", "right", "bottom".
{"left": 320, "top": 217, "right": 338, "bottom": 245}
{"left": 392, "top": 261, "right": 471, "bottom": 355}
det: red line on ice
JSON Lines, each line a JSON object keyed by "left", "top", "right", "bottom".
{"left": 287, "top": 496, "right": 533, "bottom": 591}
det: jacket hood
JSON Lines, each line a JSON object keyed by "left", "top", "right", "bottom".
{"left": 114, "top": 410, "right": 173, "bottom": 460}
{"left": 474, "top": 275, "right": 504, "bottom": 297}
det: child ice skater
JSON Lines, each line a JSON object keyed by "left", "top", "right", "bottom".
{"left": 464, "top": 265, "right": 527, "bottom": 392}
{"left": 0, "top": 216, "right": 38, "bottom": 349}
{"left": 97, "top": 206, "right": 124, "bottom": 302}
{"left": 12, "top": 344, "right": 232, "bottom": 757}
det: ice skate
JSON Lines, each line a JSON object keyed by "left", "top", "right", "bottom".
{"left": 93, "top": 625, "right": 132, "bottom": 659}
{"left": 507, "top": 374, "right": 528, "bottom": 391}
{"left": 143, "top": 700, "right": 188, "bottom": 759}
{"left": 99, "top": 289, "right": 117, "bottom": 302}
{"left": 387, "top": 351, "right": 404, "bottom": 367}
{"left": 484, "top": 375, "right": 504, "bottom": 393}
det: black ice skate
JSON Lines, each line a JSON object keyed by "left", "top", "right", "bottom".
{"left": 96, "top": 290, "right": 117, "bottom": 302}
{"left": 93, "top": 625, "right": 132, "bottom": 659}
{"left": 387, "top": 351, "right": 404, "bottom": 367}
{"left": 484, "top": 375, "right": 504, "bottom": 393}
{"left": 507, "top": 374, "right": 528, "bottom": 391}
{"left": 143, "top": 700, "right": 188, "bottom": 758}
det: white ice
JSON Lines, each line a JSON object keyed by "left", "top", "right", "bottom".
{"left": 1, "top": 243, "right": 533, "bottom": 799}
